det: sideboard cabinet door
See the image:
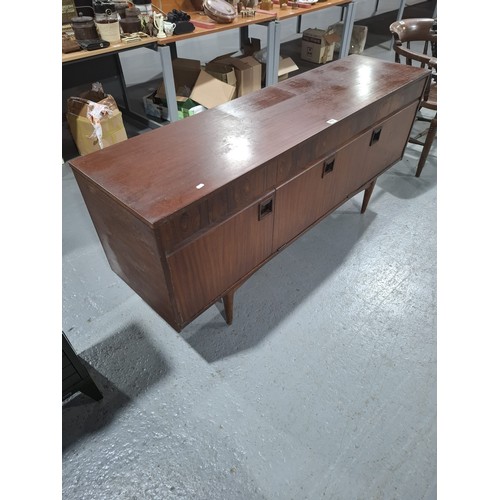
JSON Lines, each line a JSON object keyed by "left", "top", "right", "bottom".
{"left": 273, "top": 159, "right": 337, "bottom": 252}
{"left": 360, "top": 101, "right": 420, "bottom": 182}
{"left": 167, "top": 192, "right": 275, "bottom": 325}
{"left": 271, "top": 100, "right": 421, "bottom": 252}
{"left": 320, "top": 99, "right": 422, "bottom": 206}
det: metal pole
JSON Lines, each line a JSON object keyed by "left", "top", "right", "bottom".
{"left": 265, "top": 20, "right": 280, "bottom": 86}
{"left": 158, "top": 44, "right": 178, "bottom": 123}
{"left": 339, "top": 1, "right": 356, "bottom": 59}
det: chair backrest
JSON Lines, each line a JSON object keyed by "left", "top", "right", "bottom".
{"left": 389, "top": 18, "right": 437, "bottom": 67}
{"left": 390, "top": 18, "right": 437, "bottom": 108}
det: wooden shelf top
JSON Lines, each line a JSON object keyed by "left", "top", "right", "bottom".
{"left": 62, "top": 10, "right": 276, "bottom": 64}
{"left": 267, "top": 0, "right": 351, "bottom": 21}
{"left": 62, "top": 36, "right": 158, "bottom": 64}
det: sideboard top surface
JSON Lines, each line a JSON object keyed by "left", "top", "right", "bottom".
{"left": 69, "top": 55, "right": 428, "bottom": 226}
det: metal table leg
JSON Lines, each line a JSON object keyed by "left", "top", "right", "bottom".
{"left": 339, "top": 1, "right": 356, "bottom": 59}
{"left": 265, "top": 20, "right": 280, "bottom": 86}
{"left": 112, "top": 47, "right": 162, "bottom": 128}
{"left": 240, "top": 25, "right": 249, "bottom": 49}
{"left": 157, "top": 44, "right": 179, "bottom": 123}
{"left": 115, "top": 52, "right": 132, "bottom": 112}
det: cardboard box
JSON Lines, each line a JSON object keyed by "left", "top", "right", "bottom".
{"left": 154, "top": 57, "right": 235, "bottom": 113}
{"left": 173, "top": 57, "right": 202, "bottom": 93}
{"left": 239, "top": 56, "right": 262, "bottom": 94}
{"left": 143, "top": 90, "right": 169, "bottom": 121}
{"left": 204, "top": 61, "right": 237, "bottom": 87}
{"left": 189, "top": 70, "right": 236, "bottom": 109}
{"left": 330, "top": 22, "right": 368, "bottom": 55}
{"left": 301, "top": 27, "right": 339, "bottom": 64}
{"left": 277, "top": 57, "right": 299, "bottom": 81}
{"left": 62, "top": 0, "right": 77, "bottom": 24}
{"left": 143, "top": 91, "right": 206, "bottom": 121}
{"left": 156, "top": 58, "right": 202, "bottom": 100}
{"left": 242, "top": 37, "right": 261, "bottom": 57}
{"left": 212, "top": 56, "right": 262, "bottom": 97}
{"left": 260, "top": 56, "right": 299, "bottom": 83}
{"left": 66, "top": 91, "right": 127, "bottom": 156}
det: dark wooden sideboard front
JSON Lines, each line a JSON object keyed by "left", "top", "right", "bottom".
{"left": 69, "top": 55, "right": 429, "bottom": 332}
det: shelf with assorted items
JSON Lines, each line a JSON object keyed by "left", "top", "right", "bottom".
{"left": 63, "top": 0, "right": 357, "bottom": 115}
{"left": 62, "top": 0, "right": 362, "bottom": 163}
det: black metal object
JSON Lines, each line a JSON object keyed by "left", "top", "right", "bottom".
{"left": 62, "top": 332, "right": 103, "bottom": 402}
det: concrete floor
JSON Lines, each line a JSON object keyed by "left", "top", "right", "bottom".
{"left": 62, "top": 39, "right": 437, "bottom": 499}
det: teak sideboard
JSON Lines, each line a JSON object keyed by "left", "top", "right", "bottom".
{"left": 69, "top": 55, "right": 430, "bottom": 332}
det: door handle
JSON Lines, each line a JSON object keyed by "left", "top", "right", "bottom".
{"left": 322, "top": 156, "right": 335, "bottom": 177}
{"left": 370, "top": 127, "right": 382, "bottom": 146}
{"left": 258, "top": 197, "right": 273, "bottom": 220}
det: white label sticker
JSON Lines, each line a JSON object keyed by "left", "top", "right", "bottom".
{"left": 326, "top": 119, "right": 338, "bottom": 125}
{"left": 196, "top": 183, "right": 205, "bottom": 189}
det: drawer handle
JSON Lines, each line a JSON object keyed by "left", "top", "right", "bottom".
{"left": 322, "top": 156, "right": 335, "bottom": 177}
{"left": 258, "top": 197, "right": 273, "bottom": 220}
{"left": 370, "top": 127, "right": 382, "bottom": 146}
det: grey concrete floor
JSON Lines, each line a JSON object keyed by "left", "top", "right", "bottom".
{"left": 62, "top": 41, "right": 437, "bottom": 499}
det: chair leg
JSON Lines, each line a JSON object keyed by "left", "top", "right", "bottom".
{"left": 415, "top": 115, "right": 437, "bottom": 178}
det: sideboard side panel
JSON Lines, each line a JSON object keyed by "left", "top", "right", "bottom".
{"left": 73, "top": 172, "right": 180, "bottom": 327}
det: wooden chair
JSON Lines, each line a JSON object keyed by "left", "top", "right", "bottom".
{"left": 389, "top": 18, "right": 437, "bottom": 177}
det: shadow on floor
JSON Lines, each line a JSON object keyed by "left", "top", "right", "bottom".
{"left": 367, "top": 148, "right": 436, "bottom": 205}
{"left": 62, "top": 322, "right": 170, "bottom": 451}
{"left": 375, "top": 156, "right": 436, "bottom": 201}
{"left": 181, "top": 202, "right": 376, "bottom": 362}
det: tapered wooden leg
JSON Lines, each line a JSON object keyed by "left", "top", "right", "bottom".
{"left": 361, "top": 180, "right": 376, "bottom": 214}
{"left": 223, "top": 290, "right": 234, "bottom": 325}
{"left": 416, "top": 115, "right": 437, "bottom": 178}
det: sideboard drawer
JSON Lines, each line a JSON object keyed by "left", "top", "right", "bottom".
{"left": 276, "top": 139, "right": 321, "bottom": 186}
{"left": 311, "top": 77, "right": 427, "bottom": 167}
{"left": 208, "top": 159, "right": 277, "bottom": 226}
{"left": 159, "top": 199, "right": 210, "bottom": 254}
{"left": 160, "top": 160, "right": 277, "bottom": 254}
